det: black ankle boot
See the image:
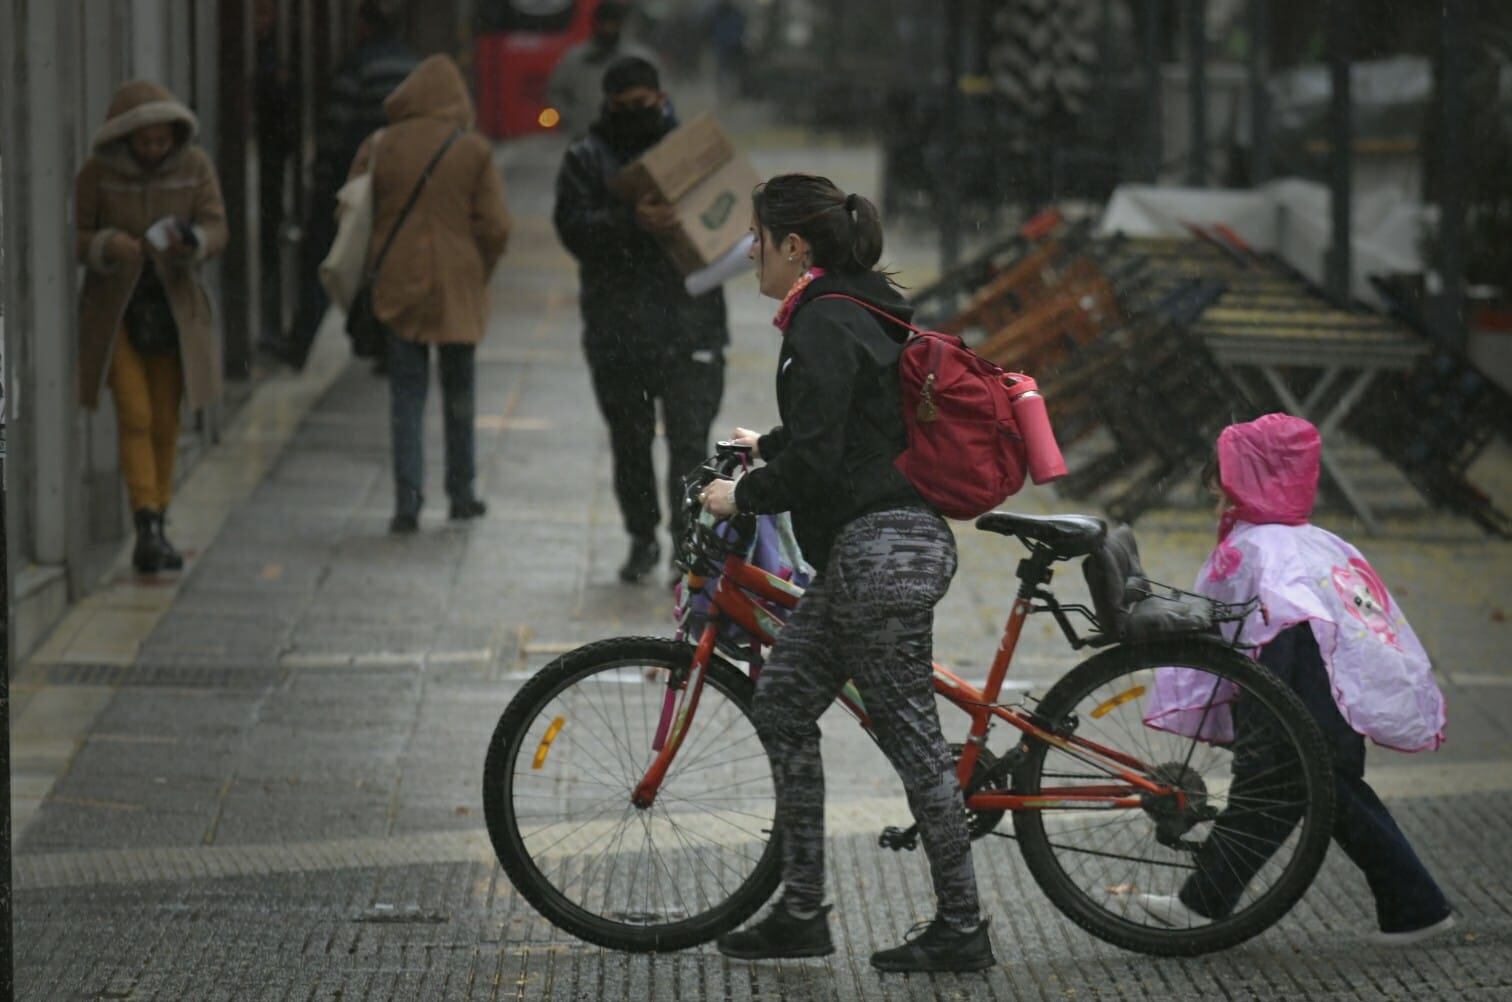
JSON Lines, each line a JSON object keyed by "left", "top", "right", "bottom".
{"left": 870, "top": 917, "right": 995, "bottom": 973}
{"left": 132, "top": 509, "right": 163, "bottom": 575}
{"left": 717, "top": 902, "right": 833, "bottom": 960}
{"left": 391, "top": 489, "right": 423, "bottom": 534}
{"left": 448, "top": 497, "right": 487, "bottom": 521}
{"left": 152, "top": 510, "right": 184, "bottom": 570}
{"left": 618, "top": 535, "right": 660, "bottom": 583}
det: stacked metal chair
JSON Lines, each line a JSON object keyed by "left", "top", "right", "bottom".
{"left": 913, "top": 215, "right": 1510, "bottom": 535}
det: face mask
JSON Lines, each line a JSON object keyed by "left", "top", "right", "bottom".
{"left": 601, "top": 104, "right": 667, "bottom": 154}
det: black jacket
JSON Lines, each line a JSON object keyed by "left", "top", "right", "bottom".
{"left": 314, "top": 37, "right": 420, "bottom": 200}
{"left": 734, "top": 271, "right": 925, "bottom": 569}
{"left": 552, "top": 121, "right": 728, "bottom": 361}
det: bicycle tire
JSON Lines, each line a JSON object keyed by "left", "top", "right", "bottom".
{"left": 1012, "top": 638, "right": 1335, "bottom": 957}
{"left": 482, "top": 637, "right": 783, "bottom": 952}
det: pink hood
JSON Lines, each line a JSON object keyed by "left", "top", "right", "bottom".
{"left": 1217, "top": 414, "right": 1320, "bottom": 540}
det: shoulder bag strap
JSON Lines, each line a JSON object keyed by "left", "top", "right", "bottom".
{"left": 367, "top": 127, "right": 463, "bottom": 281}
{"left": 811, "top": 292, "right": 926, "bottom": 337}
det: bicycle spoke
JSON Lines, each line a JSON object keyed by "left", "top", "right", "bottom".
{"left": 1016, "top": 653, "right": 1330, "bottom": 944}
{"left": 497, "top": 655, "right": 778, "bottom": 939}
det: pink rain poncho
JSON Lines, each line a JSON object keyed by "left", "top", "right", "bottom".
{"left": 1144, "top": 414, "right": 1446, "bottom": 752}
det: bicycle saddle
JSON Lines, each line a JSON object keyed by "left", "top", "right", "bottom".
{"left": 975, "top": 512, "right": 1107, "bottom": 557}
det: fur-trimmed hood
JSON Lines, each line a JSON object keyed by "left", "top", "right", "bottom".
{"left": 92, "top": 80, "right": 199, "bottom": 175}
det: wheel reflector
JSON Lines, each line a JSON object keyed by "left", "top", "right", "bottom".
{"left": 533, "top": 716, "right": 566, "bottom": 769}
{"left": 1090, "top": 685, "right": 1145, "bottom": 719}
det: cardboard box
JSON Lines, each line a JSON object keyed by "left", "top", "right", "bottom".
{"left": 610, "top": 113, "right": 760, "bottom": 276}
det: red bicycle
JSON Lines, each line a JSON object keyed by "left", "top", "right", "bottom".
{"left": 483, "top": 445, "right": 1335, "bottom": 956}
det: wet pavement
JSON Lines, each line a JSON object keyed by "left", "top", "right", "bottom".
{"left": 12, "top": 127, "right": 1512, "bottom": 1000}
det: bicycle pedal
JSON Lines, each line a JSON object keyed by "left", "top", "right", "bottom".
{"left": 878, "top": 826, "right": 919, "bottom": 852}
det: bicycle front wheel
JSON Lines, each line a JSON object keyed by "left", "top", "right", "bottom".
{"left": 1013, "top": 638, "right": 1335, "bottom": 956}
{"left": 482, "top": 637, "right": 782, "bottom": 952}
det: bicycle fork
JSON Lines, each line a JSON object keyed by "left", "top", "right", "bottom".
{"left": 631, "top": 622, "right": 719, "bottom": 808}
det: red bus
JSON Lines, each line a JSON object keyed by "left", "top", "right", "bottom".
{"left": 475, "top": 0, "right": 604, "bottom": 138}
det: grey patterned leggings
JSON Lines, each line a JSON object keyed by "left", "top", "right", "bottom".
{"left": 751, "top": 507, "right": 982, "bottom": 930}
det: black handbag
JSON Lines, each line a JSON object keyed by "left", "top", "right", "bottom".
{"left": 346, "top": 129, "right": 462, "bottom": 358}
{"left": 123, "top": 261, "right": 181, "bottom": 356}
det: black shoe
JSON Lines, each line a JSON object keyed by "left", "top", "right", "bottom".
{"left": 618, "top": 535, "right": 661, "bottom": 583}
{"left": 151, "top": 510, "right": 184, "bottom": 570}
{"left": 132, "top": 509, "right": 163, "bottom": 575}
{"left": 389, "top": 512, "right": 419, "bottom": 535}
{"left": 257, "top": 333, "right": 304, "bottom": 370}
{"left": 449, "top": 497, "right": 487, "bottom": 521}
{"left": 870, "top": 917, "right": 995, "bottom": 973}
{"left": 717, "top": 903, "right": 834, "bottom": 960}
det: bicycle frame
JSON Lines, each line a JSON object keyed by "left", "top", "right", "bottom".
{"left": 631, "top": 539, "right": 1176, "bottom": 814}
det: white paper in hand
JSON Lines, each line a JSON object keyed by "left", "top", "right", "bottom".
{"left": 145, "top": 217, "right": 177, "bottom": 252}
{"left": 684, "top": 232, "right": 757, "bottom": 298}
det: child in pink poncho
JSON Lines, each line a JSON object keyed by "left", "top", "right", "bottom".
{"left": 1134, "top": 414, "right": 1454, "bottom": 945}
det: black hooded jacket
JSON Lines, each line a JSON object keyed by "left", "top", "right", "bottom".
{"left": 734, "top": 271, "right": 926, "bottom": 569}
{"left": 552, "top": 113, "right": 728, "bottom": 361}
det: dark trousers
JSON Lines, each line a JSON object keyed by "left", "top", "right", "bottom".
{"left": 588, "top": 348, "right": 724, "bottom": 543}
{"left": 259, "top": 161, "right": 285, "bottom": 341}
{"left": 1181, "top": 625, "right": 1451, "bottom": 933}
{"left": 285, "top": 188, "right": 338, "bottom": 368}
{"left": 389, "top": 334, "right": 477, "bottom": 515}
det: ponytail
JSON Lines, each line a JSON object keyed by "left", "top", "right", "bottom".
{"left": 753, "top": 174, "right": 886, "bottom": 276}
{"left": 843, "top": 192, "right": 883, "bottom": 272}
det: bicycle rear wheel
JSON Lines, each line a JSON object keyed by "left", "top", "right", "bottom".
{"left": 482, "top": 637, "right": 782, "bottom": 952}
{"left": 1012, "top": 638, "right": 1335, "bottom": 956}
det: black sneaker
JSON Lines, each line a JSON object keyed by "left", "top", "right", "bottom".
{"left": 449, "top": 498, "right": 487, "bottom": 521}
{"left": 870, "top": 917, "right": 995, "bottom": 973}
{"left": 618, "top": 535, "right": 661, "bottom": 583}
{"left": 389, "top": 512, "right": 419, "bottom": 535}
{"left": 717, "top": 903, "right": 833, "bottom": 960}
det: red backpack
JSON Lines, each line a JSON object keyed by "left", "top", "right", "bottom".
{"left": 816, "top": 295, "right": 1067, "bottom": 520}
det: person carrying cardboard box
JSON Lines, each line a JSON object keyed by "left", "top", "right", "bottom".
{"left": 553, "top": 56, "right": 730, "bottom": 584}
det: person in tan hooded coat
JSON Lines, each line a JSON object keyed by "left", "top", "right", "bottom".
{"left": 74, "top": 80, "right": 229, "bottom": 573}
{"left": 348, "top": 54, "right": 511, "bottom": 532}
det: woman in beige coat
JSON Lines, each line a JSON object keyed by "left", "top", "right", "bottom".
{"left": 75, "top": 80, "right": 228, "bottom": 572}
{"left": 349, "top": 54, "right": 511, "bottom": 533}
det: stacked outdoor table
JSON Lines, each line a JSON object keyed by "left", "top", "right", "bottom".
{"left": 910, "top": 216, "right": 1510, "bottom": 535}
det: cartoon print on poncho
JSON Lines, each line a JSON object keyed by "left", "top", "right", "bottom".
{"left": 1143, "top": 414, "right": 1445, "bottom": 753}
{"left": 1331, "top": 558, "right": 1400, "bottom": 650}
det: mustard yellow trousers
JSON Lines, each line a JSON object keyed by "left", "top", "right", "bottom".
{"left": 108, "top": 334, "right": 183, "bottom": 512}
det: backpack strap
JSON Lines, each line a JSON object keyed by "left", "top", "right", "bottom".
{"left": 810, "top": 293, "right": 926, "bottom": 337}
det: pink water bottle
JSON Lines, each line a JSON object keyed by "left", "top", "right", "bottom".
{"left": 1006, "top": 375, "right": 1067, "bottom": 484}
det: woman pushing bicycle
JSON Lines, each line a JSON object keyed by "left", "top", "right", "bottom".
{"left": 698, "top": 174, "right": 994, "bottom": 973}
{"left": 483, "top": 183, "right": 1339, "bottom": 964}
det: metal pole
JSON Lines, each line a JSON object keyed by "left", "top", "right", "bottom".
{"left": 1099, "top": 0, "right": 1115, "bottom": 148}
{"left": 1434, "top": 0, "right": 1468, "bottom": 350}
{"left": 1186, "top": 0, "right": 1207, "bottom": 186}
{"left": 1144, "top": 0, "right": 1162, "bottom": 181}
{"left": 1326, "top": 0, "right": 1353, "bottom": 300}
{"left": 1248, "top": 0, "right": 1270, "bottom": 183}
{"left": 0, "top": 336, "right": 10, "bottom": 1002}
{"left": 0, "top": 13, "right": 13, "bottom": 984}
{"left": 939, "top": 0, "right": 964, "bottom": 273}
